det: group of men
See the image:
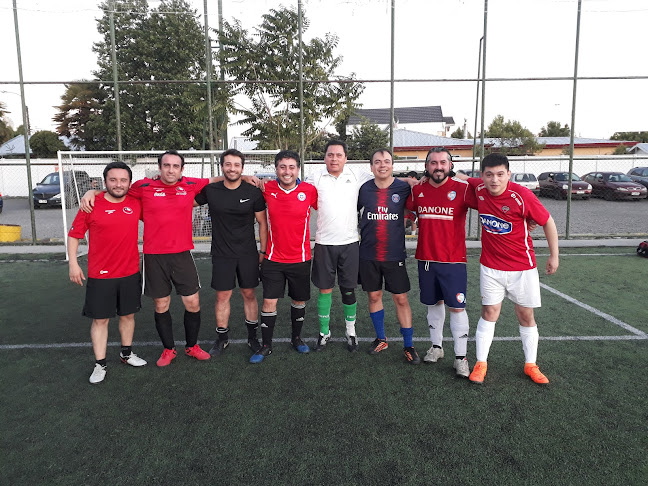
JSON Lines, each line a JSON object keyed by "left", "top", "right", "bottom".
{"left": 69, "top": 140, "right": 559, "bottom": 386}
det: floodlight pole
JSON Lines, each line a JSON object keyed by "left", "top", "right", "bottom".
{"left": 298, "top": 0, "right": 305, "bottom": 177}
{"left": 479, "top": 0, "right": 488, "bottom": 161}
{"left": 109, "top": 0, "right": 122, "bottom": 151}
{"left": 12, "top": 0, "right": 37, "bottom": 244}
{"left": 566, "top": 0, "right": 582, "bottom": 240}
{"left": 204, "top": 0, "right": 215, "bottom": 176}
{"left": 389, "top": 0, "right": 395, "bottom": 154}
{"left": 468, "top": 36, "right": 483, "bottom": 238}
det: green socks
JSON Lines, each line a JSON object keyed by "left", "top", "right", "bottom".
{"left": 317, "top": 292, "right": 332, "bottom": 334}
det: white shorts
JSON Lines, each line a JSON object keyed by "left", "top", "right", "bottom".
{"left": 480, "top": 265, "right": 541, "bottom": 308}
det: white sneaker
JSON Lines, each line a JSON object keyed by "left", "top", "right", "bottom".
{"left": 120, "top": 353, "right": 147, "bottom": 367}
{"left": 423, "top": 346, "right": 444, "bottom": 363}
{"left": 453, "top": 358, "right": 470, "bottom": 378}
{"left": 89, "top": 363, "right": 107, "bottom": 384}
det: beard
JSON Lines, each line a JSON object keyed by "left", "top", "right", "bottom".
{"left": 106, "top": 186, "right": 127, "bottom": 198}
{"left": 430, "top": 169, "right": 449, "bottom": 183}
{"left": 224, "top": 171, "right": 241, "bottom": 182}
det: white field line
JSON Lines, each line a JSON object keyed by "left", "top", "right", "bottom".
{"left": 1, "top": 334, "right": 646, "bottom": 351}
{"left": 540, "top": 282, "right": 647, "bottom": 337}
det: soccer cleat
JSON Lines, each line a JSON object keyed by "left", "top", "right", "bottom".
{"left": 423, "top": 346, "right": 444, "bottom": 363}
{"left": 120, "top": 353, "right": 147, "bottom": 367}
{"left": 453, "top": 358, "right": 470, "bottom": 378}
{"left": 209, "top": 340, "right": 229, "bottom": 357}
{"left": 524, "top": 363, "right": 549, "bottom": 385}
{"left": 346, "top": 333, "right": 359, "bottom": 352}
{"left": 403, "top": 347, "right": 421, "bottom": 365}
{"left": 249, "top": 345, "right": 272, "bottom": 364}
{"left": 247, "top": 338, "right": 262, "bottom": 354}
{"left": 89, "top": 363, "right": 107, "bottom": 384}
{"left": 185, "top": 344, "right": 210, "bottom": 361}
{"left": 156, "top": 348, "right": 177, "bottom": 367}
{"left": 368, "top": 338, "right": 389, "bottom": 355}
{"left": 291, "top": 337, "right": 310, "bottom": 354}
{"left": 313, "top": 332, "right": 331, "bottom": 352}
{"left": 469, "top": 361, "right": 488, "bottom": 384}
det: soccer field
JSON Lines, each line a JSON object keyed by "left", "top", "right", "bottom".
{"left": 1, "top": 248, "right": 647, "bottom": 485}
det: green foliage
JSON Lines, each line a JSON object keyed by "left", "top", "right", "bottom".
{"left": 613, "top": 144, "right": 629, "bottom": 155}
{"left": 0, "top": 101, "right": 15, "bottom": 144}
{"left": 53, "top": 83, "right": 106, "bottom": 150}
{"left": 539, "top": 120, "right": 570, "bottom": 137}
{"left": 29, "top": 130, "right": 66, "bottom": 158}
{"left": 216, "top": 7, "right": 364, "bottom": 150}
{"left": 610, "top": 131, "right": 648, "bottom": 143}
{"left": 451, "top": 127, "right": 472, "bottom": 139}
{"left": 346, "top": 118, "right": 389, "bottom": 160}
{"left": 483, "top": 115, "right": 545, "bottom": 155}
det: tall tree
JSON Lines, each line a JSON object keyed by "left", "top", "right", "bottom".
{"left": 483, "top": 115, "right": 544, "bottom": 155}
{"left": 611, "top": 131, "right": 648, "bottom": 143}
{"left": 346, "top": 119, "right": 389, "bottom": 160}
{"left": 30, "top": 131, "right": 67, "bottom": 158}
{"left": 0, "top": 101, "right": 14, "bottom": 144}
{"left": 216, "top": 7, "right": 364, "bottom": 150}
{"left": 539, "top": 121, "right": 570, "bottom": 137}
{"left": 53, "top": 83, "right": 105, "bottom": 150}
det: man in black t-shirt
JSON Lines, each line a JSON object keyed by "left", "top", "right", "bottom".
{"left": 195, "top": 149, "right": 267, "bottom": 358}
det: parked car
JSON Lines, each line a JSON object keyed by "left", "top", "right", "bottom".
{"left": 537, "top": 172, "right": 592, "bottom": 199}
{"left": 33, "top": 171, "right": 102, "bottom": 209}
{"left": 457, "top": 169, "right": 481, "bottom": 178}
{"left": 511, "top": 172, "right": 539, "bottom": 194}
{"left": 627, "top": 167, "right": 648, "bottom": 189}
{"left": 0, "top": 192, "right": 3, "bottom": 214}
{"left": 581, "top": 172, "right": 647, "bottom": 200}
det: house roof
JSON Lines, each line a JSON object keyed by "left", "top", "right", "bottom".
{"left": 0, "top": 135, "right": 30, "bottom": 156}
{"left": 627, "top": 143, "right": 648, "bottom": 154}
{"left": 349, "top": 106, "right": 448, "bottom": 125}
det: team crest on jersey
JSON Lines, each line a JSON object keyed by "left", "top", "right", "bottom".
{"left": 123, "top": 207, "right": 133, "bottom": 215}
{"left": 392, "top": 194, "right": 400, "bottom": 203}
{"left": 298, "top": 192, "right": 306, "bottom": 201}
{"left": 501, "top": 205, "right": 510, "bottom": 213}
{"left": 456, "top": 292, "right": 465, "bottom": 304}
{"left": 447, "top": 191, "right": 456, "bottom": 201}
{"left": 175, "top": 186, "right": 187, "bottom": 196}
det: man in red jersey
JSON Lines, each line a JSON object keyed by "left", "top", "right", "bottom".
{"left": 406, "top": 148, "right": 477, "bottom": 377}
{"left": 249, "top": 150, "right": 318, "bottom": 363}
{"left": 466, "top": 153, "right": 559, "bottom": 385}
{"left": 68, "top": 161, "right": 147, "bottom": 384}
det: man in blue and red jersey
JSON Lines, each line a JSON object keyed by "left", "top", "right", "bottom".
{"left": 406, "top": 147, "right": 478, "bottom": 378}
{"left": 249, "top": 150, "right": 318, "bottom": 363}
{"left": 68, "top": 161, "right": 147, "bottom": 384}
{"left": 358, "top": 148, "right": 421, "bottom": 365}
{"left": 466, "top": 153, "right": 559, "bottom": 385}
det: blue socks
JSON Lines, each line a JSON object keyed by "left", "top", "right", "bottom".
{"left": 370, "top": 309, "right": 386, "bottom": 339}
{"left": 400, "top": 327, "right": 414, "bottom": 348}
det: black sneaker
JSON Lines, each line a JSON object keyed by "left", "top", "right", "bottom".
{"left": 291, "top": 337, "right": 310, "bottom": 354}
{"left": 209, "top": 340, "right": 229, "bottom": 357}
{"left": 313, "top": 332, "right": 331, "bottom": 352}
{"left": 249, "top": 345, "right": 272, "bottom": 364}
{"left": 403, "top": 346, "right": 421, "bottom": 365}
{"left": 346, "top": 334, "right": 359, "bottom": 352}
{"left": 368, "top": 338, "right": 388, "bottom": 355}
{"left": 247, "top": 338, "right": 262, "bottom": 353}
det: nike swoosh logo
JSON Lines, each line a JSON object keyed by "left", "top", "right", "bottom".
{"left": 100, "top": 270, "right": 108, "bottom": 274}
{"left": 239, "top": 199, "right": 250, "bottom": 203}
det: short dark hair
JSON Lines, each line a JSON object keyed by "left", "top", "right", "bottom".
{"left": 158, "top": 150, "right": 185, "bottom": 168}
{"left": 406, "top": 170, "right": 418, "bottom": 178}
{"left": 103, "top": 161, "right": 132, "bottom": 182}
{"left": 274, "top": 150, "right": 301, "bottom": 167}
{"left": 324, "top": 139, "right": 347, "bottom": 156}
{"left": 425, "top": 147, "right": 452, "bottom": 163}
{"left": 481, "top": 152, "right": 509, "bottom": 171}
{"left": 220, "top": 148, "right": 245, "bottom": 166}
{"left": 370, "top": 148, "right": 393, "bottom": 164}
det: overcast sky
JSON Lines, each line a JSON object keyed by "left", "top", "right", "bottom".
{"left": 1, "top": 0, "right": 647, "bottom": 142}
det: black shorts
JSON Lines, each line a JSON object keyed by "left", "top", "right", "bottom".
{"left": 311, "top": 243, "right": 359, "bottom": 289}
{"left": 211, "top": 254, "right": 260, "bottom": 291}
{"left": 261, "top": 259, "right": 311, "bottom": 301}
{"left": 418, "top": 261, "right": 467, "bottom": 308}
{"left": 359, "top": 259, "right": 410, "bottom": 294}
{"left": 83, "top": 272, "right": 142, "bottom": 319}
{"left": 143, "top": 252, "right": 200, "bottom": 298}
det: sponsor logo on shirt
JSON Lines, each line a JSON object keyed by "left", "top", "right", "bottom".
{"left": 105, "top": 210, "right": 116, "bottom": 214}
{"left": 480, "top": 214, "right": 512, "bottom": 234}
{"left": 447, "top": 191, "right": 456, "bottom": 201}
{"left": 417, "top": 192, "right": 424, "bottom": 198}
{"left": 478, "top": 196, "right": 484, "bottom": 200}
{"left": 417, "top": 206, "right": 454, "bottom": 216}
{"left": 270, "top": 193, "right": 278, "bottom": 199}
{"left": 123, "top": 207, "right": 133, "bottom": 215}
{"left": 100, "top": 270, "right": 109, "bottom": 274}
{"left": 239, "top": 198, "right": 250, "bottom": 203}
{"left": 392, "top": 193, "right": 400, "bottom": 203}
{"left": 367, "top": 205, "right": 399, "bottom": 220}
{"left": 154, "top": 188, "right": 166, "bottom": 197}
{"left": 298, "top": 192, "right": 306, "bottom": 201}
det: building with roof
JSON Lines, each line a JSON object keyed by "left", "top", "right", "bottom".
{"left": 627, "top": 143, "right": 648, "bottom": 155}
{"left": 348, "top": 106, "right": 455, "bottom": 137}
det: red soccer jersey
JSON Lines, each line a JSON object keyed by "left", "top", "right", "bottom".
{"left": 264, "top": 179, "right": 317, "bottom": 263}
{"left": 468, "top": 178, "right": 550, "bottom": 271}
{"left": 128, "top": 176, "right": 209, "bottom": 254}
{"left": 407, "top": 177, "right": 477, "bottom": 263}
{"left": 68, "top": 193, "right": 141, "bottom": 279}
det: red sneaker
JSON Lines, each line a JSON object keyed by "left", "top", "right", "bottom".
{"left": 524, "top": 363, "right": 549, "bottom": 385}
{"left": 469, "top": 361, "right": 488, "bottom": 384}
{"left": 185, "top": 344, "right": 210, "bottom": 361}
{"left": 157, "top": 348, "right": 177, "bottom": 367}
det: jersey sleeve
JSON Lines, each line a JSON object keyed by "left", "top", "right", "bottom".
{"left": 463, "top": 182, "right": 479, "bottom": 209}
{"left": 523, "top": 189, "right": 550, "bottom": 226}
{"left": 356, "top": 168, "right": 374, "bottom": 185}
{"left": 194, "top": 186, "right": 208, "bottom": 206}
{"left": 127, "top": 179, "right": 144, "bottom": 199}
{"left": 68, "top": 209, "right": 90, "bottom": 239}
{"left": 193, "top": 177, "right": 210, "bottom": 193}
{"left": 253, "top": 189, "right": 267, "bottom": 212}
{"left": 310, "top": 185, "right": 318, "bottom": 209}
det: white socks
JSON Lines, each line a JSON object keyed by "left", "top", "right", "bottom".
{"left": 475, "top": 317, "right": 496, "bottom": 362}
{"left": 426, "top": 303, "right": 446, "bottom": 347}
{"left": 449, "top": 310, "right": 469, "bottom": 357}
{"left": 519, "top": 325, "right": 539, "bottom": 363}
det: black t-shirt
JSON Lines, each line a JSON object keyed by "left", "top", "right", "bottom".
{"left": 195, "top": 181, "right": 266, "bottom": 257}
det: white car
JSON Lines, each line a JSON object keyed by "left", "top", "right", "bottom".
{"left": 511, "top": 172, "right": 539, "bottom": 194}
